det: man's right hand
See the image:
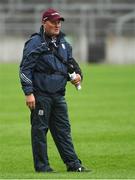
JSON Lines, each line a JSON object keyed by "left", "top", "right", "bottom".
{"left": 26, "top": 93, "right": 35, "bottom": 110}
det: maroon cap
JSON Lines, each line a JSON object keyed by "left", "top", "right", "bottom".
{"left": 42, "top": 8, "right": 64, "bottom": 22}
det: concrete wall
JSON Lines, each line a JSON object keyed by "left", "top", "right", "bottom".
{"left": 106, "top": 36, "right": 135, "bottom": 64}
{"left": 0, "top": 36, "right": 25, "bottom": 62}
{"left": 1, "top": 35, "right": 135, "bottom": 64}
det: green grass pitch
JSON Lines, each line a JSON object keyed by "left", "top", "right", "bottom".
{"left": 0, "top": 63, "right": 135, "bottom": 179}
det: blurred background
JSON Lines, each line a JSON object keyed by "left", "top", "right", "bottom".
{"left": 0, "top": 1, "right": 135, "bottom": 178}
{"left": 0, "top": 0, "right": 135, "bottom": 64}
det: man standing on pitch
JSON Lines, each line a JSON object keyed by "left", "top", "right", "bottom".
{"left": 19, "top": 8, "right": 89, "bottom": 173}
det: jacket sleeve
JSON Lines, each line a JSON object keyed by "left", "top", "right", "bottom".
{"left": 66, "top": 42, "right": 83, "bottom": 80}
{"left": 19, "top": 37, "right": 45, "bottom": 95}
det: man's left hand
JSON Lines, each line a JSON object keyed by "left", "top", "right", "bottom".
{"left": 71, "top": 74, "right": 81, "bottom": 86}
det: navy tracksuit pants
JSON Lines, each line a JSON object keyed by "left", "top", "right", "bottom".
{"left": 30, "top": 94, "right": 80, "bottom": 171}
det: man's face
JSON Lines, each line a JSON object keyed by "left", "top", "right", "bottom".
{"left": 43, "top": 20, "right": 61, "bottom": 37}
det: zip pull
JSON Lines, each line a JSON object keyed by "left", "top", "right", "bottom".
{"left": 51, "top": 37, "right": 58, "bottom": 48}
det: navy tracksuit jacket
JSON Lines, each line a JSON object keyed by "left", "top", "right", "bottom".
{"left": 19, "top": 26, "right": 83, "bottom": 171}
{"left": 20, "top": 26, "right": 82, "bottom": 96}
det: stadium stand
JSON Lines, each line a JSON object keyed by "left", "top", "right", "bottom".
{"left": 0, "top": 0, "right": 135, "bottom": 63}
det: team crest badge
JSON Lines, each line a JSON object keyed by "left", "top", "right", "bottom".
{"left": 62, "top": 44, "right": 66, "bottom": 49}
{"left": 38, "top": 110, "right": 44, "bottom": 116}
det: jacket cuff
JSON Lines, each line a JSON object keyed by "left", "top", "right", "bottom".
{"left": 22, "top": 86, "right": 33, "bottom": 96}
{"left": 25, "top": 92, "right": 33, "bottom": 96}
